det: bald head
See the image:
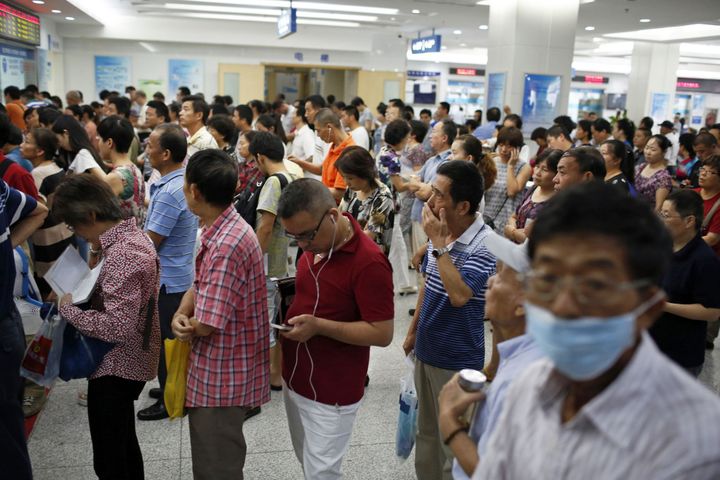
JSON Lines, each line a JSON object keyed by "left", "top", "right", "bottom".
{"left": 314, "top": 108, "right": 341, "bottom": 129}
{"left": 278, "top": 178, "right": 336, "bottom": 219}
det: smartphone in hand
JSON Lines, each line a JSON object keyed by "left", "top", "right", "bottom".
{"left": 271, "top": 324, "right": 293, "bottom": 331}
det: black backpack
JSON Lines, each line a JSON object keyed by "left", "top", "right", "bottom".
{"left": 234, "top": 173, "right": 290, "bottom": 229}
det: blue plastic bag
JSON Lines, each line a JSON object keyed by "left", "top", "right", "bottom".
{"left": 396, "top": 354, "right": 418, "bottom": 460}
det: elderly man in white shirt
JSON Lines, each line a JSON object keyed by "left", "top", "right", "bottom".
{"left": 473, "top": 181, "right": 720, "bottom": 480}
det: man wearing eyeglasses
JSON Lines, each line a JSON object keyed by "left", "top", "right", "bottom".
{"left": 276, "top": 178, "right": 394, "bottom": 480}
{"left": 471, "top": 182, "right": 720, "bottom": 479}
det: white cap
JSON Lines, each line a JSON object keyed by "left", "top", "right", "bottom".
{"left": 484, "top": 230, "right": 531, "bottom": 274}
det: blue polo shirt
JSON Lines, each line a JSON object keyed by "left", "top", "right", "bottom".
{"left": 411, "top": 149, "right": 451, "bottom": 223}
{"left": 1, "top": 180, "right": 37, "bottom": 318}
{"left": 415, "top": 215, "right": 495, "bottom": 370}
{"left": 145, "top": 168, "right": 198, "bottom": 293}
{"left": 472, "top": 121, "right": 498, "bottom": 141}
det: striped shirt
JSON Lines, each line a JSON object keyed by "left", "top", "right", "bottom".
{"left": 415, "top": 215, "right": 495, "bottom": 370}
{"left": 483, "top": 157, "right": 527, "bottom": 235}
{"left": 473, "top": 332, "right": 720, "bottom": 479}
{"left": 145, "top": 168, "right": 198, "bottom": 293}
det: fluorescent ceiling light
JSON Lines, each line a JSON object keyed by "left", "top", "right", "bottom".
{"left": 584, "top": 26, "right": 595, "bottom": 31}
{"left": 51, "top": 9, "right": 61, "bottom": 13}
{"left": 605, "top": 23, "right": 720, "bottom": 42}
{"left": 639, "top": 18, "right": 651, "bottom": 23}
{"left": 65, "top": 16, "right": 75, "bottom": 20}
{"left": 478, "top": 25, "right": 488, "bottom": 30}
{"left": 593, "top": 41, "right": 633, "bottom": 55}
{"left": 680, "top": 43, "right": 720, "bottom": 57}
{"left": 32, "top": 0, "right": 44, "bottom": 4}
{"left": 176, "top": 0, "right": 397, "bottom": 15}
{"left": 476, "top": 1, "right": 492, "bottom": 5}
{"left": 165, "top": 12, "right": 359, "bottom": 27}
{"left": 460, "top": 43, "right": 467, "bottom": 47}
{"left": 139, "top": 42, "right": 157, "bottom": 52}
{"left": 412, "top": 9, "right": 420, "bottom": 14}
{"left": 453, "top": 29, "right": 462, "bottom": 34}
{"left": 163, "top": 3, "right": 377, "bottom": 21}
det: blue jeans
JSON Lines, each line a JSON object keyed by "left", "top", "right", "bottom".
{"left": 0, "top": 305, "right": 32, "bottom": 480}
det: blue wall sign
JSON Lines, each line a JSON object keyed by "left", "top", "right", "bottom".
{"left": 411, "top": 35, "right": 442, "bottom": 54}
{"left": 278, "top": 8, "right": 297, "bottom": 39}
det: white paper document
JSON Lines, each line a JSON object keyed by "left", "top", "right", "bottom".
{"left": 43, "top": 246, "right": 104, "bottom": 304}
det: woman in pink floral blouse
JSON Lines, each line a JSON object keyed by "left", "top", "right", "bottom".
{"left": 53, "top": 174, "right": 160, "bottom": 480}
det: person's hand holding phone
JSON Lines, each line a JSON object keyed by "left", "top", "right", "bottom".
{"left": 508, "top": 147, "right": 520, "bottom": 166}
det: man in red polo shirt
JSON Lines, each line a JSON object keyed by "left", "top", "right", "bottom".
{"left": 278, "top": 178, "right": 394, "bottom": 479}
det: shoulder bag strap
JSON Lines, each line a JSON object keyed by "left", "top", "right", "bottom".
{"left": 702, "top": 196, "right": 720, "bottom": 230}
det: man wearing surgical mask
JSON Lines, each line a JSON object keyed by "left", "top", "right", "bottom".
{"left": 472, "top": 182, "right": 720, "bottom": 479}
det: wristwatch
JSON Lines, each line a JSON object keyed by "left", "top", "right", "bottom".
{"left": 432, "top": 246, "right": 451, "bottom": 258}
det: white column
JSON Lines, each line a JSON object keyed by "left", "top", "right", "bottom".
{"left": 626, "top": 42, "right": 680, "bottom": 124}
{"left": 485, "top": 0, "right": 580, "bottom": 132}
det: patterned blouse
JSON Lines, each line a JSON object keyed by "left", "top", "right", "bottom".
{"left": 484, "top": 157, "right": 528, "bottom": 234}
{"left": 377, "top": 145, "right": 401, "bottom": 188}
{"left": 59, "top": 218, "right": 160, "bottom": 382}
{"left": 113, "top": 163, "right": 147, "bottom": 228}
{"left": 340, "top": 181, "right": 395, "bottom": 255}
{"left": 634, "top": 163, "right": 672, "bottom": 206}
{"left": 405, "top": 144, "right": 429, "bottom": 171}
{"left": 514, "top": 187, "right": 547, "bottom": 229}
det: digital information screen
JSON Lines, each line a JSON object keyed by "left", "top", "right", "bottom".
{"left": 0, "top": 2, "right": 40, "bottom": 46}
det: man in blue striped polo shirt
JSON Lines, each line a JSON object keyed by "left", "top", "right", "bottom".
{"left": 403, "top": 160, "right": 495, "bottom": 480}
{"left": 138, "top": 123, "right": 198, "bottom": 421}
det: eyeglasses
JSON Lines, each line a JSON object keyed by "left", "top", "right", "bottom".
{"left": 521, "top": 270, "right": 652, "bottom": 306}
{"left": 284, "top": 210, "right": 329, "bottom": 242}
{"left": 700, "top": 168, "right": 718, "bottom": 176}
{"left": 658, "top": 211, "right": 683, "bottom": 220}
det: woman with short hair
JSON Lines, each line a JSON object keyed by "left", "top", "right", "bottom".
{"left": 336, "top": 145, "right": 394, "bottom": 255}
{"left": 54, "top": 174, "right": 160, "bottom": 480}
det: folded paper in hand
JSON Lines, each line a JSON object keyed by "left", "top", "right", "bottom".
{"left": 44, "top": 246, "right": 104, "bottom": 304}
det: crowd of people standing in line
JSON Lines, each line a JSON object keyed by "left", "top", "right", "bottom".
{"left": 1, "top": 81, "right": 720, "bottom": 480}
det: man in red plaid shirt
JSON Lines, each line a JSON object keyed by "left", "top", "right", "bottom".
{"left": 172, "top": 149, "right": 269, "bottom": 480}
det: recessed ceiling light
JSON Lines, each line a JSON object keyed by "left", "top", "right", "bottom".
{"left": 32, "top": 1, "right": 45, "bottom": 4}
{"left": 411, "top": 9, "right": 420, "bottom": 14}
{"left": 51, "top": 9, "right": 61, "bottom": 13}
{"left": 478, "top": 24, "right": 488, "bottom": 30}
{"left": 453, "top": 29, "right": 462, "bottom": 34}
{"left": 390, "top": 17, "right": 396, "bottom": 21}
{"left": 65, "top": 16, "right": 75, "bottom": 20}
{"left": 640, "top": 18, "right": 651, "bottom": 23}
{"left": 460, "top": 43, "right": 467, "bottom": 47}
{"left": 585, "top": 26, "right": 595, "bottom": 31}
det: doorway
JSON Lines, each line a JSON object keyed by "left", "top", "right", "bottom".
{"left": 265, "top": 65, "right": 359, "bottom": 103}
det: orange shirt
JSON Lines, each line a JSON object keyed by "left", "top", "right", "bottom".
{"left": 5, "top": 100, "right": 26, "bottom": 130}
{"left": 321, "top": 135, "right": 354, "bottom": 190}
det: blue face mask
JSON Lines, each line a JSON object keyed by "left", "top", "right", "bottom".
{"left": 524, "top": 292, "right": 663, "bottom": 381}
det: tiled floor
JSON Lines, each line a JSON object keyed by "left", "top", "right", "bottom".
{"left": 27, "top": 290, "right": 720, "bottom": 479}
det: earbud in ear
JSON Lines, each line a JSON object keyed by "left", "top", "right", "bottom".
{"left": 330, "top": 215, "right": 336, "bottom": 225}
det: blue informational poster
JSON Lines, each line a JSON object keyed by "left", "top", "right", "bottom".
{"left": 691, "top": 94, "right": 705, "bottom": 126}
{"left": 651, "top": 92, "right": 670, "bottom": 123}
{"left": 169, "top": 59, "right": 203, "bottom": 96}
{"left": 522, "top": 74, "right": 562, "bottom": 134}
{"left": 0, "top": 45, "right": 36, "bottom": 92}
{"left": 487, "top": 72, "right": 506, "bottom": 110}
{"left": 94, "top": 56, "right": 131, "bottom": 98}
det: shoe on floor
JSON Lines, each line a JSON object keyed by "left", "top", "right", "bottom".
{"left": 245, "top": 406, "right": 261, "bottom": 420}
{"left": 23, "top": 384, "right": 48, "bottom": 417}
{"left": 137, "top": 400, "right": 169, "bottom": 421}
{"left": 148, "top": 387, "right": 162, "bottom": 399}
{"left": 399, "top": 286, "right": 418, "bottom": 296}
{"left": 77, "top": 390, "right": 87, "bottom": 407}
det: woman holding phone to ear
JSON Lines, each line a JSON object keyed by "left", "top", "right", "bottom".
{"left": 483, "top": 126, "right": 531, "bottom": 235}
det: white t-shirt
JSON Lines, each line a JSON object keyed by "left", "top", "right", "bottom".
{"left": 282, "top": 104, "right": 296, "bottom": 135}
{"left": 664, "top": 131, "right": 680, "bottom": 166}
{"left": 291, "top": 124, "right": 315, "bottom": 161}
{"left": 68, "top": 148, "right": 100, "bottom": 174}
{"left": 309, "top": 131, "right": 330, "bottom": 181}
{"left": 350, "top": 126, "right": 370, "bottom": 150}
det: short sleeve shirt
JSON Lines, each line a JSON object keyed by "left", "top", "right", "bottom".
{"left": 0, "top": 181, "right": 37, "bottom": 318}
{"left": 187, "top": 206, "right": 270, "bottom": 408}
{"left": 282, "top": 214, "right": 394, "bottom": 406}
{"left": 416, "top": 215, "right": 496, "bottom": 370}
{"left": 321, "top": 135, "right": 354, "bottom": 191}
{"left": 634, "top": 163, "right": 672, "bottom": 206}
{"left": 484, "top": 157, "right": 527, "bottom": 234}
{"left": 696, "top": 188, "right": 720, "bottom": 256}
{"left": 649, "top": 235, "right": 720, "bottom": 368}
{"left": 256, "top": 171, "right": 294, "bottom": 278}
{"left": 68, "top": 149, "right": 100, "bottom": 174}
{"left": 1, "top": 157, "right": 39, "bottom": 199}
{"left": 145, "top": 168, "right": 198, "bottom": 293}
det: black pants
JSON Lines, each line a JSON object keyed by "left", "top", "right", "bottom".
{"left": 157, "top": 287, "right": 184, "bottom": 402}
{"left": 88, "top": 376, "right": 146, "bottom": 480}
{"left": 0, "top": 306, "right": 32, "bottom": 480}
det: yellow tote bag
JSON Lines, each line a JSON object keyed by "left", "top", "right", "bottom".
{"left": 163, "top": 338, "right": 191, "bottom": 420}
